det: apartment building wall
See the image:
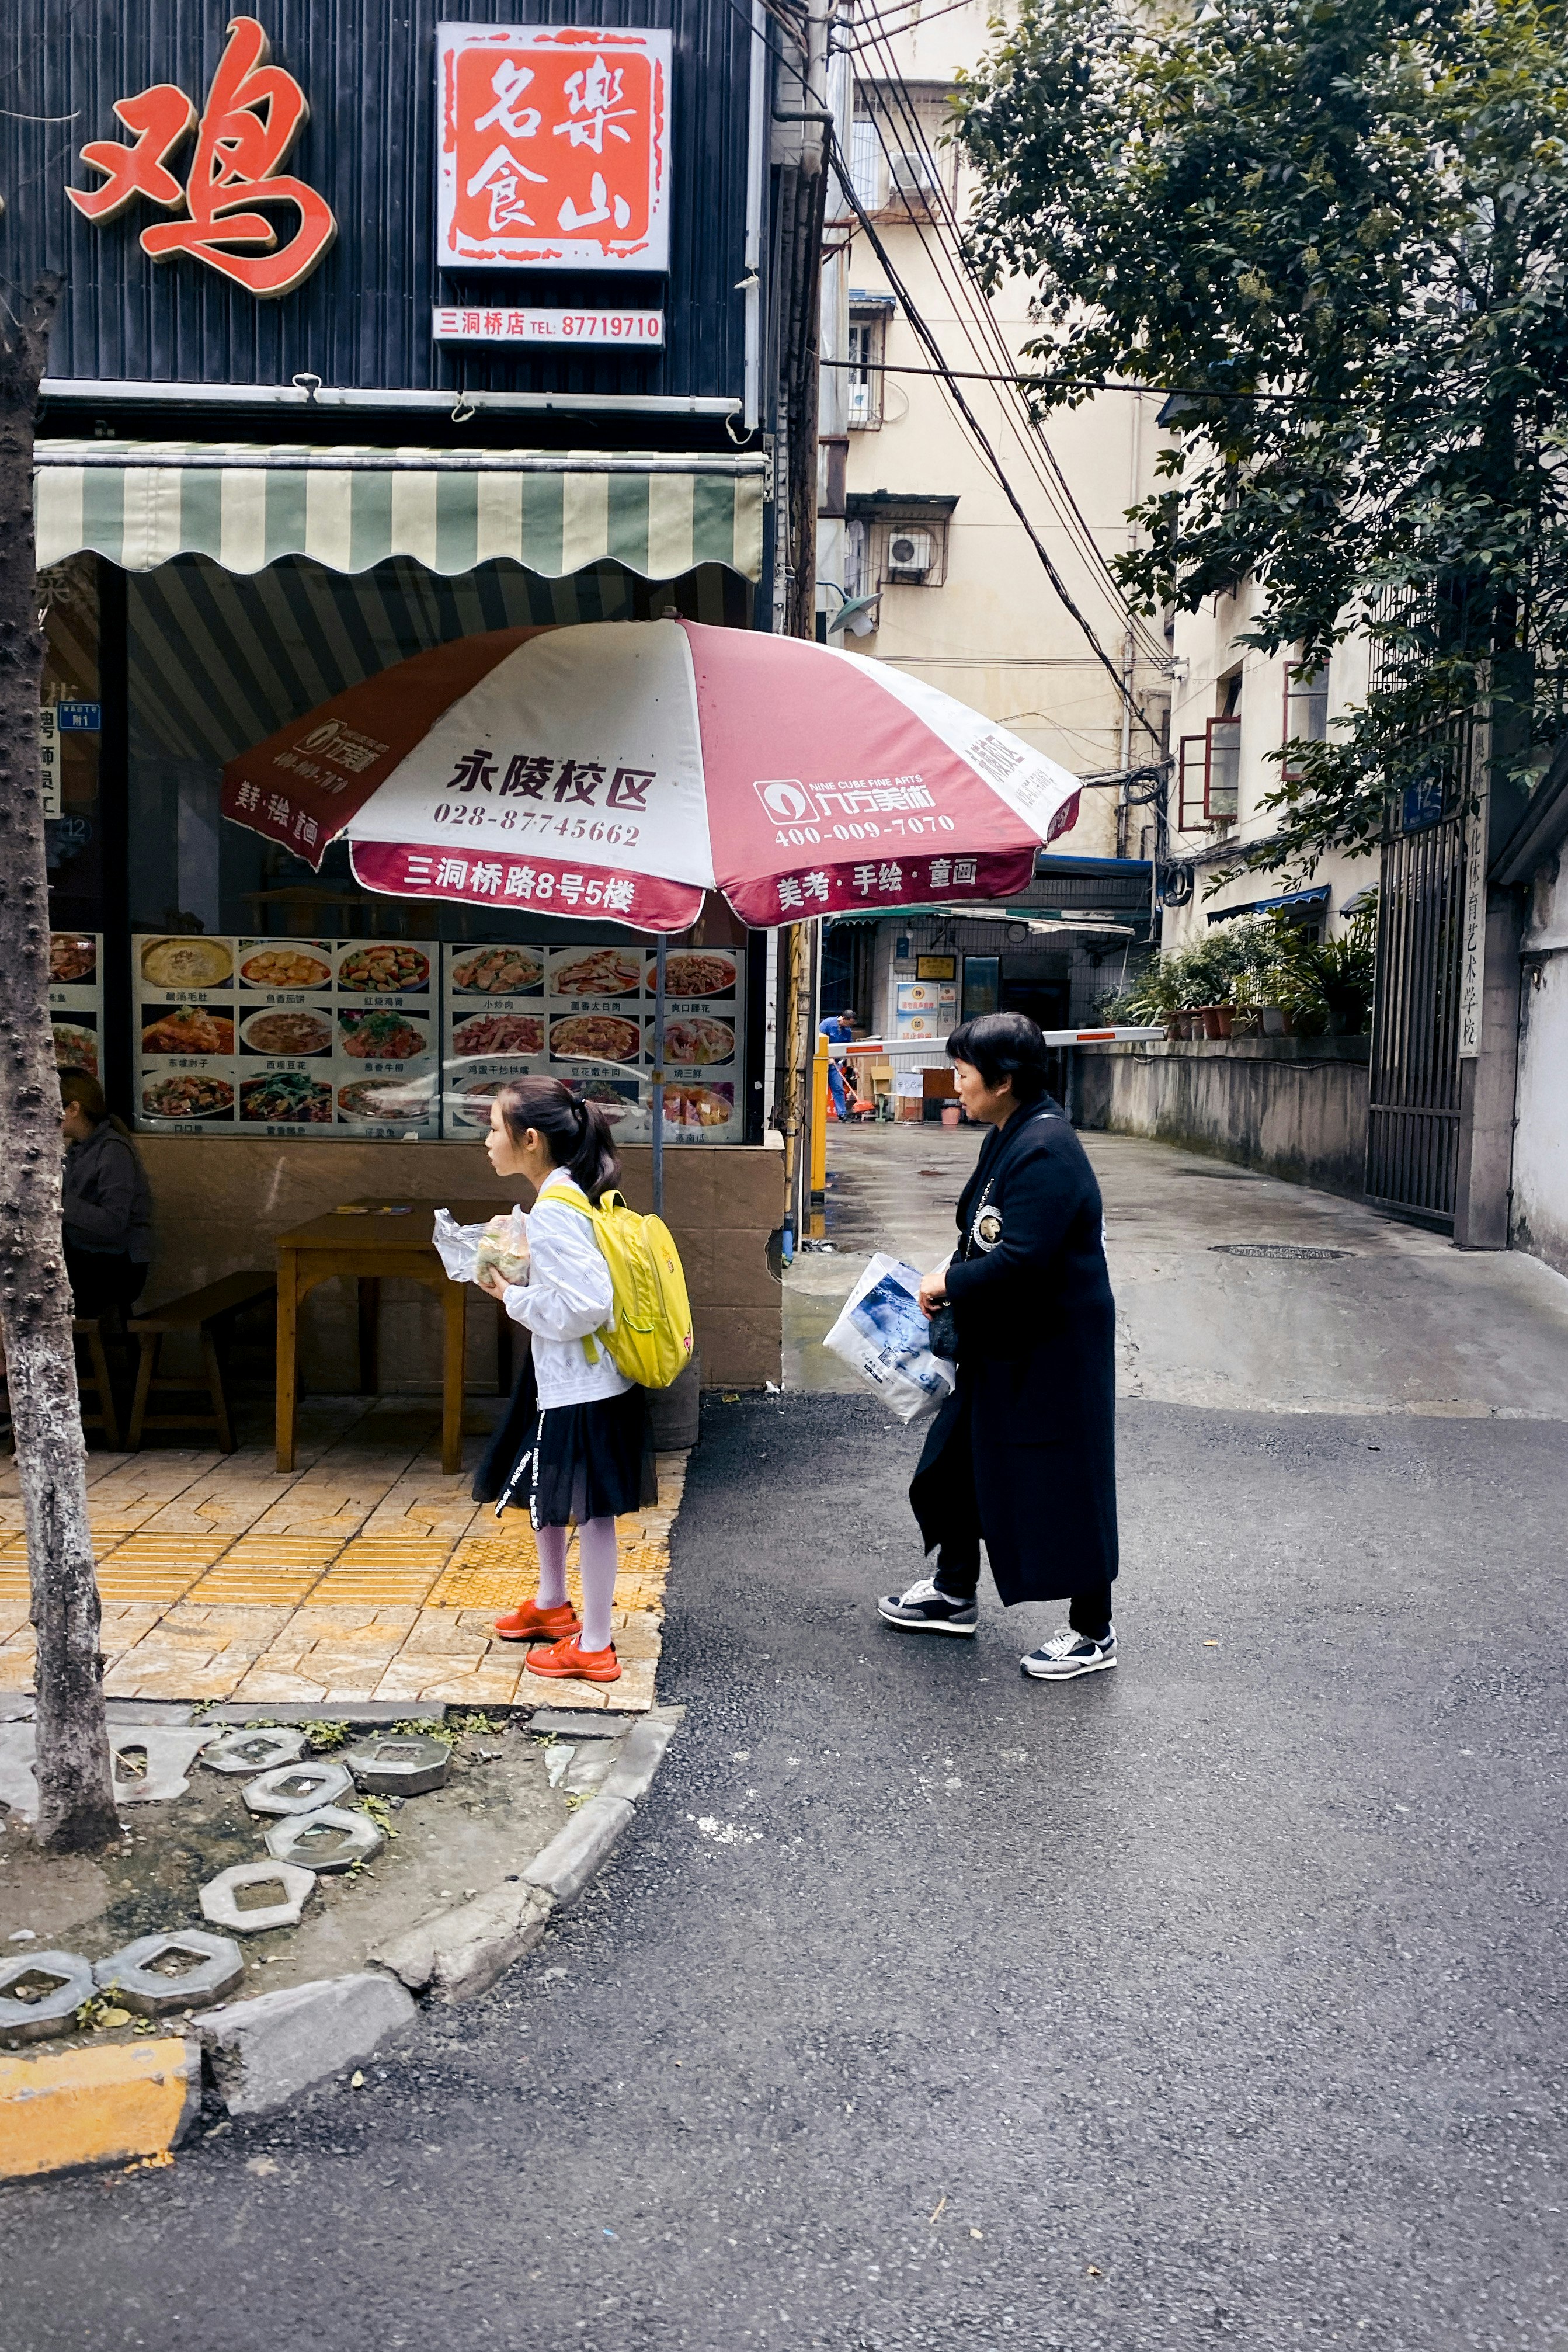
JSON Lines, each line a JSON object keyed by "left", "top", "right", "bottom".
{"left": 1160, "top": 579, "right": 1378, "bottom": 949}
{"left": 821, "top": 0, "right": 1168, "bottom": 856}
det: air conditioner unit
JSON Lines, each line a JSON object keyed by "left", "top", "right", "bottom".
{"left": 888, "top": 150, "right": 941, "bottom": 198}
{"left": 885, "top": 525, "right": 936, "bottom": 582}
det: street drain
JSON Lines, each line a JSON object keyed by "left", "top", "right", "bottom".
{"left": 1209, "top": 1243, "right": 1355, "bottom": 1260}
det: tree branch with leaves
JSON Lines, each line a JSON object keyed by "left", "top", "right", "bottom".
{"left": 956, "top": 0, "right": 1568, "bottom": 873}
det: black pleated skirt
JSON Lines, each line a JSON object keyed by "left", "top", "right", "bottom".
{"left": 478, "top": 1353, "right": 656, "bottom": 1526}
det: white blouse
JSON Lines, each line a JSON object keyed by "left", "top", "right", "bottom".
{"left": 501, "top": 1169, "right": 632, "bottom": 1410}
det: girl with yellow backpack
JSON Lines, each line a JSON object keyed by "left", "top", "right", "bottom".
{"left": 472, "top": 1075, "right": 693, "bottom": 1686}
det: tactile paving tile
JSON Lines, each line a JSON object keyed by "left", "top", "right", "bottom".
{"left": 300, "top": 1539, "right": 447, "bottom": 1607}
{"left": 425, "top": 1530, "right": 540, "bottom": 1611}
{"left": 94, "top": 1534, "right": 232, "bottom": 1606}
{"left": 184, "top": 1535, "right": 344, "bottom": 1607}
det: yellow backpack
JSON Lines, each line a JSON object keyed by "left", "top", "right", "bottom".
{"left": 552, "top": 1183, "right": 694, "bottom": 1391}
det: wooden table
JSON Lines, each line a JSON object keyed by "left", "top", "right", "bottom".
{"left": 274, "top": 1197, "right": 507, "bottom": 1475}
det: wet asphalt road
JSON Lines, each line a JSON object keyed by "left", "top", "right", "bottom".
{"left": 6, "top": 1389, "right": 1568, "bottom": 2351}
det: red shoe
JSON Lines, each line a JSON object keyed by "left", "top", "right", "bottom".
{"left": 493, "top": 1600, "right": 582, "bottom": 1644}
{"left": 523, "top": 1631, "right": 621, "bottom": 1684}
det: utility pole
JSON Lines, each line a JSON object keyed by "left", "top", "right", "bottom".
{"left": 772, "top": 0, "right": 835, "bottom": 1251}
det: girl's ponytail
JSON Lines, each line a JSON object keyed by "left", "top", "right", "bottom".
{"left": 494, "top": 1076, "right": 623, "bottom": 1204}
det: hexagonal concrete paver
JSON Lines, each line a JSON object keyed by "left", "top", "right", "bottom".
{"left": 0, "top": 1949, "right": 96, "bottom": 2042}
{"left": 199, "top": 1860, "right": 317, "bottom": 1934}
{"left": 345, "top": 1732, "right": 451, "bottom": 1796}
{"left": 242, "top": 1757, "right": 355, "bottom": 1818}
{"left": 199, "top": 1726, "right": 308, "bottom": 1776}
{"left": 263, "top": 1805, "right": 383, "bottom": 1874}
{"left": 94, "top": 1929, "right": 246, "bottom": 2015}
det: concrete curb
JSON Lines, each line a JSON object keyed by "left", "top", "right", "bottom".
{"left": 374, "top": 1881, "right": 554, "bottom": 2003}
{"left": 523, "top": 1794, "right": 635, "bottom": 1904}
{"left": 2, "top": 1702, "right": 684, "bottom": 2166}
{"left": 199, "top": 1973, "right": 416, "bottom": 2118}
{"left": 0, "top": 2037, "right": 200, "bottom": 2180}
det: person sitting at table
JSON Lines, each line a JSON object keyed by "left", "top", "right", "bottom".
{"left": 59, "top": 1073, "right": 154, "bottom": 1321}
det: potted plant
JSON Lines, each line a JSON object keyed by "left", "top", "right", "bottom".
{"left": 1228, "top": 973, "right": 1264, "bottom": 1036}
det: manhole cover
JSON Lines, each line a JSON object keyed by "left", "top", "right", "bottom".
{"left": 1209, "top": 1243, "right": 1355, "bottom": 1261}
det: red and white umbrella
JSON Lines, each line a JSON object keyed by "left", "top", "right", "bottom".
{"left": 221, "top": 619, "right": 1083, "bottom": 933}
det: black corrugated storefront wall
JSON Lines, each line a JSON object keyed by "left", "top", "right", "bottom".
{"left": 10, "top": 0, "right": 766, "bottom": 449}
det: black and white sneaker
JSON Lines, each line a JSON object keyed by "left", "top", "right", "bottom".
{"left": 1020, "top": 1625, "right": 1117, "bottom": 1680}
{"left": 877, "top": 1576, "right": 978, "bottom": 1636}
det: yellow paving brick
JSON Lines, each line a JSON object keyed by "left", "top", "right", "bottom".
{"left": 380, "top": 1666, "right": 526, "bottom": 1706}
{"left": 228, "top": 1668, "right": 331, "bottom": 1703}
{"left": 120, "top": 1667, "right": 244, "bottom": 1701}
{"left": 183, "top": 1572, "right": 324, "bottom": 1607}
{"left": 513, "top": 1672, "right": 610, "bottom": 1708}
{"left": 0, "top": 1653, "right": 36, "bottom": 1691}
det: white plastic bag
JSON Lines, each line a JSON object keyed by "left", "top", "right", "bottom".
{"left": 433, "top": 1206, "right": 530, "bottom": 1287}
{"left": 823, "top": 1253, "right": 957, "bottom": 1425}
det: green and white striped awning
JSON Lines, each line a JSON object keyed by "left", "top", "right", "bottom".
{"left": 34, "top": 442, "right": 767, "bottom": 582}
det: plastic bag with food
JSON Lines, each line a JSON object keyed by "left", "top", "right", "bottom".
{"left": 432, "top": 1207, "right": 531, "bottom": 1288}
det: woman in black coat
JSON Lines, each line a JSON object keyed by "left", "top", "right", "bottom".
{"left": 879, "top": 1011, "right": 1119, "bottom": 1679}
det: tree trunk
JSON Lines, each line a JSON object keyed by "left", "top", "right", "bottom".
{"left": 0, "top": 277, "right": 116, "bottom": 1852}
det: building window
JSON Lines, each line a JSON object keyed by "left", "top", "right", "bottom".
{"left": 850, "top": 84, "right": 958, "bottom": 216}
{"left": 1282, "top": 660, "right": 1330, "bottom": 779}
{"left": 847, "top": 501, "right": 955, "bottom": 590}
{"left": 847, "top": 310, "right": 886, "bottom": 429}
{"left": 1177, "top": 716, "right": 1242, "bottom": 830}
{"left": 844, "top": 517, "right": 868, "bottom": 600}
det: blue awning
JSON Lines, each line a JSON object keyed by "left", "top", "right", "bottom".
{"left": 1207, "top": 885, "right": 1330, "bottom": 925}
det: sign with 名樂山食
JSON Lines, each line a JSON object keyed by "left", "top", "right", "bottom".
{"left": 437, "top": 24, "right": 672, "bottom": 274}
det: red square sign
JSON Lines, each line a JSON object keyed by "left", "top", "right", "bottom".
{"left": 437, "top": 24, "right": 670, "bottom": 273}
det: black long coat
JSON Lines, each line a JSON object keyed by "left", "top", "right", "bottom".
{"left": 909, "top": 1100, "right": 1118, "bottom": 1604}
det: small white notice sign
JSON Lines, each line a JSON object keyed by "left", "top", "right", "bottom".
{"left": 432, "top": 306, "right": 665, "bottom": 347}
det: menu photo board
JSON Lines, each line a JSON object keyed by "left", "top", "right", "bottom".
{"left": 50, "top": 932, "right": 103, "bottom": 1081}
{"left": 440, "top": 941, "right": 745, "bottom": 1144}
{"left": 133, "top": 937, "right": 441, "bottom": 1138}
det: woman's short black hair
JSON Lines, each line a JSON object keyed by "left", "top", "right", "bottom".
{"left": 945, "top": 1010, "right": 1051, "bottom": 1104}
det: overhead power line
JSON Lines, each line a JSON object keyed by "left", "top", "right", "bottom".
{"left": 828, "top": 128, "right": 1163, "bottom": 743}
{"left": 847, "top": 27, "right": 1166, "bottom": 666}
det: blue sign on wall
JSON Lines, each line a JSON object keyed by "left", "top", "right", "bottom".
{"left": 58, "top": 701, "right": 102, "bottom": 732}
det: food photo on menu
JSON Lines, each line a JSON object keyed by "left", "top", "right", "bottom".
{"left": 646, "top": 949, "right": 738, "bottom": 999}
{"left": 52, "top": 1018, "right": 100, "bottom": 1076}
{"left": 449, "top": 945, "right": 544, "bottom": 996}
{"left": 131, "top": 934, "right": 441, "bottom": 1137}
{"left": 238, "top": 942, "right": 334, "bottom": 991}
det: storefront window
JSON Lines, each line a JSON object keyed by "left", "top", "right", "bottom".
{"left": 72, "top": 550, "right": 757, "bottom": 1142}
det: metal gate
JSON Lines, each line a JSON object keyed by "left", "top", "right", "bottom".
{"left": 1365, "top": 771, "right": 1469, "bottom": 1226}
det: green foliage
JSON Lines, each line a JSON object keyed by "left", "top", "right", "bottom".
{"left": 956, "top": 0, "right": 1568, "bottom": 870}
{"left": 301, "top": 1719, "right": 351, "bottom": 1752}
{"left": 1119, "top": 903, "right": 1379, "bottom": 1030}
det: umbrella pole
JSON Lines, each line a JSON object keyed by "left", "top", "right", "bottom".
{"left": 651, "top": 932, "right": 667, "bottom": 1217}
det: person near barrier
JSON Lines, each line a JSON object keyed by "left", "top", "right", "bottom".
{"left": 59, "top": 1073, "right": 154, "bottom": 1321}
{"left": 820, "top": 1009, "right": 857, "bottom": 1120}
{"left": 471, "top": 1076, "right": 658, "bottom": 1686}
{"left": 877, "top": 1011, "right": 1120, "bottom": 1679}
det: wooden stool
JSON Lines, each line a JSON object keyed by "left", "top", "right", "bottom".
{"left": 0, "top": 1316, "right": 122, "bottom": 1450}
{"left": 74, "top": 1316, "right": 123, "bottom": 1449}
{"left": 128, "top": 1272, "right": 276, "bottom": 1454}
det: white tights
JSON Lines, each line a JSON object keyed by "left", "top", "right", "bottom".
{"left": 535, "top": 1517, "right": 618, "bottom": 1653}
